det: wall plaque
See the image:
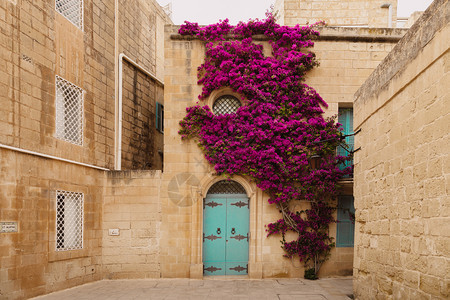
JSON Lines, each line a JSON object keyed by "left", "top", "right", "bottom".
{"left": 0, "top": 222, "right": 18, "bottom": 233}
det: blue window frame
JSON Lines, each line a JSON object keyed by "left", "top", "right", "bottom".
{"left": 338, "top": 108, "right": 354, "bottom": 172}
{"left": 336, "top": 195, "right": 355, "bottom": 247}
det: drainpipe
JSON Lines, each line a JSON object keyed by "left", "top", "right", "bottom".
{"left": 114, "top": 0, "right": 119, "bottom": 169}
{"left": 381, "top": 3, "right": 393, "bottom": 28}
{"left": 116, "top": 53, "right": 164, "bottom": 170}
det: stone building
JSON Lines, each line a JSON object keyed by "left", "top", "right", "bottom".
{"left": 0, "top": 0, "right": 170, "bottom": 298}
{"left": 274, "top": 0, "right": 398, "bottom": 28}
{"left": 1, "top": 0, "right": 448, "bottom": 299}
{"left": 353, "top": 0, "right": 449, "bottom": 298}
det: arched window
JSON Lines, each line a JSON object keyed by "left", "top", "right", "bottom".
{"left": 212, "top": 95, "right": 241, "bottom": 115}
{"left": 208, "top": 180, "right": 246, "bottom": 195}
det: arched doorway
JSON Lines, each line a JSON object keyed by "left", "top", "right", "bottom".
{"left": 203, "top": 180, "right": 249, "bottom": 276}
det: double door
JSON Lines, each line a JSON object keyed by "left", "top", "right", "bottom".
{"left": 203, "top": 195, "right": 249, "bottom": 275}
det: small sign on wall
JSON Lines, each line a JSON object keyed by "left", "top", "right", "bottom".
{"left": 1, "top": 222, "right": 18, "bottom": 233}
{"left": 109, "top": 229, "right": 120, "bottom": 236}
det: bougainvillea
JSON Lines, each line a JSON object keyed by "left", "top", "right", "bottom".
{"left": 178, "top": 13, "right": 352, "bottom": 278}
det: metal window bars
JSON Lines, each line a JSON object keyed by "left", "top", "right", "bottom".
{"left": 56, "top": 190, "right": 84, "bottom": 251}
{"left": 55, "top": 76, "right": 84, "bottom": 145}
{"left": 55, "top": 0, "right": 83, "bottom": 30}
{"left": 208, "top": 180, "right": 246, "bottom": 194}
{"left": 212, "top": 95, "right": 241, "bottom": 115}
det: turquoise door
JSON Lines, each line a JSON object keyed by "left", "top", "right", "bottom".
{"left": 203, "top": 194, "right": 249, "bottom": 276}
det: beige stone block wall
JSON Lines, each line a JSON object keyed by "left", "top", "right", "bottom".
{"left": 118, "top": 0, "right": 171, "bottom": 77}
{"left": 0, "top": 0, "right": 116, "bottom": 169}
{"left": 0, "top": 149, "right": 104, "bottom": 299}
{"left": 102, "top": 170, "right": 162, "bottom": 279}
{"left": 0, "top": 3, "right": 111, "bottom": 298}
{"left": 0, "top": 0, "right": 170, "bottom": 298}
{"left": 0, "top": 0, "right": 169, "bottom": 171}
{"left": 118, "top": 0, "right": 170, "bottom": 170}
{"left": 275, "top": 0, "right": 398, "bottom": 28}
{"left": 353, "top": 0, "right": 449, "bottom": 298}
{"left": 120, "top": 61, "right": 163, "bottom": 170}
{"left": 306, "top": 27, "right": 405, "bottom": 119}
{"left": 273, "top": 0, "right": 286, "bottom": 25}
{"left": 162, "top": 28, "right": 206, "bottom": 277}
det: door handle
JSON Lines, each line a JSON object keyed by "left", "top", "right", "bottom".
{"left": 217, "top": 228, "right": 221, "bottom": 234}
{"left": 231, "top": 228, "right": 235, "bottom": 234}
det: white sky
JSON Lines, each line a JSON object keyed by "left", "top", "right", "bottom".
{"left": 156, "top": 0, "right": 434, "bottom": 25}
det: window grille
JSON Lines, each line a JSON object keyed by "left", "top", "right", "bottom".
{"left": 55, "top": 0, "right": 83, "bottom": 30}
{"left": 56, "top": 190, "right": 83, "bottom": 251}
{"left": 55, "top": 76, "right": 84, "bottom": 145}
{"left": 212, "top": 95, "right": 241, "bottom": 115}
{"left": 156, "top": 102, "right": 164, "bottom": 133}
{"left": 208, "top": 180, "right": 246, "bottom": 194}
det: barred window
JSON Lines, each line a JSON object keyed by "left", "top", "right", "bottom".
{"left": 213, "top": 95, "right": 241, "bottom": 115}
{"left": 56, "top": 190, "right": 83, "bottom": 251}
{"left": 55, "top": 76, "right": 84, "bottom": 145}
{"left": 208, "top": 180, "right": 247, "bottom": 195}
{"left": 55, "top": 0, "right": 83, "bottom": 30}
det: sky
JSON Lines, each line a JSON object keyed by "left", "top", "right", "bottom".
{"left": 155, "top": 0, "right": 434, "bottom": 25}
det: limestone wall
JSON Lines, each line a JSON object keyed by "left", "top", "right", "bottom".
{"left": 0, "top": 0, "right": 116, "bottom": 168}
{"left": 307, "top": 27, "right": 405, "bottom": 119}
{"left": 161, "top": 28, "right": 206, "bottom": 278}
{"left": 102, "top": 171, "right": 162, "bottom": 279}
{"left": 275, "top": 0, "right": 398, "bottom": 28}
{"left": 0, "top": 0, "right": 169, "bottom": 172}
{"left": 353, "top": 0, "right": 449, "bottom": 298}
{"left": 0, "top": 1, "right": 113, "bottom": 298}
{"left": 0, "top": 0, "right": 170, "bottom": 298}
{"left": 0, "top": 155, "right": 165, "bottom": 299}
{"left": 118, "top": 0, "right": 170, "bottom": 170}
{"left": 120, "top": 60, "right": 164, "bottom": 170}
{"left": 0, "top": 148, "right": 104, "bottom": 299}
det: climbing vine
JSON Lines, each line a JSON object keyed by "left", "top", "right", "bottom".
{"left": 178, "top": 13, "right": 352, "bottom": 278}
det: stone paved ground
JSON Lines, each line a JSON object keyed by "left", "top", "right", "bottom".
{"left": 32, "top": 277, "right": 353, "bottom": 300}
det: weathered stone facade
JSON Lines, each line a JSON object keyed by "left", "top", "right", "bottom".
{"left": 119, "top": 0, "right": 168, "bottom": 170}
{"left": 353, "top": 0, "right": 449, "bottom": 298}
{"left": 0, "top": 151, "right": 104, "bottom": 299}
{"left": 306, "top": 27, "right": 405, "bottom": 118}
{"left": 102, "top": 170, "right": 162, "bottom": 279}
{"left": 0, "top": 0, "right": 170, "bottom": 298}
{"left": 1, "top": 0, "right": 447, "bottom": 298}
{"left": 274, "top": 0, "right": 398, "bottom": 28}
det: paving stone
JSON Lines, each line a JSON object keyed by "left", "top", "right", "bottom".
{"left": 32, "top": 278, "right": 352, "bottom": 300}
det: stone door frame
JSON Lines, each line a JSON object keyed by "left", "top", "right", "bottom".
{"left": 189, "top": 174, "right": 263, "bottom": 279}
